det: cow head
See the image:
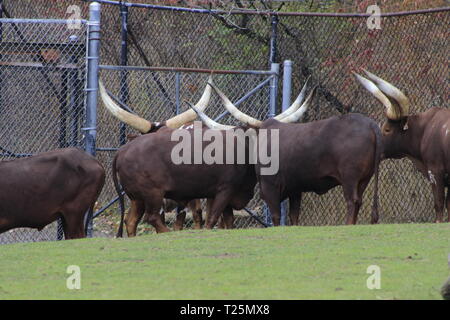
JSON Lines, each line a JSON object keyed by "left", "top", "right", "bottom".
{"left": 98, "top": 77, "right": 213, "bottom": 133}
{"left": 354, "top": 70, "right": 410, "bottom": 159}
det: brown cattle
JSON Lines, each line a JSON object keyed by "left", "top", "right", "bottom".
{"left": 100, "top": 78, "right": 311, "bottom": 236}
{"left": 208, "top": 82, "right": 382, "bottom": 226}
{"left": 127, "top": 135, "right": 200, "bottom": 230}
{"left": 100, "top": 79, "right": 247, "bottom": 236}
{"left": 100, "top": 79, "right": 214, "bottom": 236}
{"left": 355, "top": 69, "right": 450, "bottom": 222}
{"left": 0, "top": 148, "right": 105, "bottom": 239}
{"left": 126, "top": 134, "right": 215, "bottom": 232}
{"left": 111, "top": 124, "right": 256, "bottom": 235}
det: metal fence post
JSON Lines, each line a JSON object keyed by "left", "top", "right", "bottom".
{"left": 119, "top": 3, "right": 128, "bottom": 146}
{"left": 268, "top": 63, "right": 279, "bottom": 118}
{"left": 84, "top": 2, "right": 101, "bottom": 237}
{"left": 269, "top": 14, "right": 278, "bottom": 67}
{"left": 263, "top": 62, "right": 280, "bottom": 226}
{"left": 279, "top": 60, "right": 293, "bottom": 226}
{"left": 262, "top": 14, "right": 280, "bottom": 226}
{"left": 281, "top": 60, "right": 293, "bottom": 112}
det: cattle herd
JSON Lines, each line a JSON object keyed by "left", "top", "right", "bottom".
{"left": 0, "top": 70, "right": 449, "bottom": 240}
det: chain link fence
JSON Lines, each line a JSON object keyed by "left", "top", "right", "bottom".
{"left": 93, "top": 3, "right": 450, "bottom": 230}
{"left": 1, "top": 1, "right": 449, "bottom": 241}
{"left": 0, "top": 18, "right": 88, "bottom": 243}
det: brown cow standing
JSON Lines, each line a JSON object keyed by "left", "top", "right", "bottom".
{"left": 100, "top": 78, "right": 312, "bottom": 236}
{"left": 100, "top": 79, "right": 242, "bottom": 236}
{"left": 355, "top": 69, "right": 450, "bottom": 222}
{"left": 111, "top": 125, "right": 256, "bottom": 235}
{"left": 208, "top": 82, "right": 382, "bottom": 226}
{"left": 99, "top": 79, "right": 214, "bottom": 236}
{"left": 0, "top": 148, "right": 105, "bottom": 239}
{"left": 126, "top": 133, "right": 214, "bottom": 232}
{"left": 257, "top": 115, "right": 382, "bottom": 225}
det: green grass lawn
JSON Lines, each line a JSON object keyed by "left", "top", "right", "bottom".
{"left": 0, "top": 223, "right": 449, "bottom": 300}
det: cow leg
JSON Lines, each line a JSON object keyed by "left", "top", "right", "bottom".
{"left": 430, "top": 172, "right": 445, "bottom": 223}
{"left": 146, "top": 211, "right": 170, "bottom": 233}
{"left": 357, "top": 178, "right": 374, "bottom": 224}
{"left": 192, "top": 208, "right": 203, "bottom": 229}
{"left": 173, "top": 208, "right": 186, "bottom": 231}
{"left": 189, "top": 200, "right": 203, "bottom": 230}
{"left": 144, "top": 194, "right": 170, "bottom": 233}
{"left": 260, "top": 183, "right": 282, "bottom": 226}
{"left": 204, "top": 198, "right": 213, "bottom": 225}
{"left": 205, "top": 198, "right": 226, "bottom": 229}
{"left": 342, "top": 184, "right": 361, "bottom": 225}
{"left": 446, "top": 187, "right": 450, "bottom": 222}
{"left": 217, "top": 217, "right": 225, "bottom": 229}
{"left": 205, "top": 192, "right": 232, "bottom": 229}
{"left": 125, "top": 200, "right": 145, "bottom": 237}
{"left": 60, "top": 212, "right": 85, "bottom": 239}
{"left": 59, "top": 179, "right": 103, "bottom": 239}
{"left": 222, "top": 206, "right": 235, "bottom": 229}
{"left": 288, "top": 194, "right": 302, "bottom": 226}
{"left": 60, "top": 200, "right": 93, "bottom": 239}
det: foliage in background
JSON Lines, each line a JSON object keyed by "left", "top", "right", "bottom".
{"left": 82, "top": 0, "right": 448, "bottom": 13}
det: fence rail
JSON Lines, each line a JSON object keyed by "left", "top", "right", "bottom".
{"left": 0, "top": 1, "right": 449, "bottom": 242}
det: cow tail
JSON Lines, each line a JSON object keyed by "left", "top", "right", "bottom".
{"left": 112, "top": 155, "right": 125, "bottom": 237}
{"left": 371, "top": 122, "right": 382, "bottom": 224}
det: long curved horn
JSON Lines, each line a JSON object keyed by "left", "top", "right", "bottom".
{"left": 165, "top": 76, "right": 213, "bottom": 128}
{"left": 208, "top": 82, "right": 263, "bottom": 127}
{"left": 278, "top": 86, "right": 317, "bottom": 123}
{"left": 362, "top": 69, "right": 410, "bottom": 117}
{"left": 274, "top": 76, "right": 311, "bottom": 120}
{"left": 99, "top": 80, "right": 153, "bottom": 133}
{"left": 353, "top": 72, "right": 402, "bottom": 120}
{"left": 99, "top": 76, "right": 213, "bottom": 133}
{"left": 187, "top": 102, "right": 235, "bottom": 130}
